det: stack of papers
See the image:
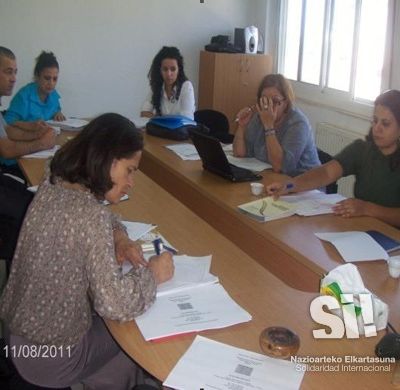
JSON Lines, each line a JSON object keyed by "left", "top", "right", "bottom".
{"left": 315, "top": 231, "right": 389, "bottom": 262}
{"left": 135, "top": 283, "right": 251, "bottom": 341}
{"left": 238, "top": 191, "right": 348, "bottom": 222}
{"left": 164, "top": 335, "right": 305, "bottom": 390}
{"left": 47, "top": 118, "right": 89, "bottom": 131}
{"left": 22, "top": 145, "right": 60, "bottom": 159}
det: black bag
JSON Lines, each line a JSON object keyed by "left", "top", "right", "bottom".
{"left": 146, "top": 115, "right": 202, "bottom": 141}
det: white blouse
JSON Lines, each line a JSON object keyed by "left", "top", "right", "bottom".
{"left": 141, "top": 80, "right": 196, "bottom": 119}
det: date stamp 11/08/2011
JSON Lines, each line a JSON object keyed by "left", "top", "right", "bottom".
{"left": 3, "top": 344, "right": 72, "bottom": 359}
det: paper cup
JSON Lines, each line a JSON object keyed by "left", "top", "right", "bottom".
{"left": 250, "top": 182, "right": 264, "bottom": 196}
{"left": 388, "top": 256, "right": 400, "bottom": 278}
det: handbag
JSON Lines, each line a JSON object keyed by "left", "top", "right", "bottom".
{"left": 146, "top": 115, "right": 198, "bottom": 141}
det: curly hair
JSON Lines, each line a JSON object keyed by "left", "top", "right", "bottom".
{"left": 147, "top": 46, "right": 188, "bottom": 115}
{"left": 34, "top": 51, "right": 59, "bottom": 77}
{"left": 50, "top": 113, "right": 143, "bottom": 198}
{"left": 367, "top": 89, "right": 400, "bottom": 171}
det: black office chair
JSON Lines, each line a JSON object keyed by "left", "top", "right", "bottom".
{"left": 194, "top": 109, "right": 234, "bottom": 144}
{"left": 317, "top": 148, "right": 338, "bottom": 194}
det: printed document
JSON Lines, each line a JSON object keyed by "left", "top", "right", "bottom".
{"left": 135, "top": 283, "right": 252, "bottom": 341}
{"left": 281, "top": 190, "right": 346, "bottom": 216}
{"left": 157, "top": 255, "right": 218, "bottom": 297}
{"left": 165, "top": 143, "right": 200, "bottom": 160}
{"left": 163, "top": 335, "right": 305, "bottom": 390}
{"left": 315, "top": 231, "right": 389, "bottom": 262}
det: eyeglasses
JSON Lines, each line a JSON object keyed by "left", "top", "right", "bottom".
{"left": 261, "top": 96, "right": 286, "bottom": 107}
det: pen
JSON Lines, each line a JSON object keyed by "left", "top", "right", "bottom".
{"left": 152, "top": 238, "right": 177, "bottom": 255}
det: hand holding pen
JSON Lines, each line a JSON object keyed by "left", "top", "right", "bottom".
{"left": 235, "top": 105, "right": 255, "bottom": 127}
{"left": 265, "top": 182, "right": 294, "bottom": 200}
{"left": 148, "top": 240, "right": 175, "bottom": 284}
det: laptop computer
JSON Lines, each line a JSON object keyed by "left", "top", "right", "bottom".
{"left": 189, "top": 130, "right": 262, "bottom": 182}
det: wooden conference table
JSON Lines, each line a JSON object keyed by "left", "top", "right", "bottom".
{"left": 140, "top": 134, "right": 400, "bottom": 326}
{"left": 18, "top": 143, "right": 397, "bottom": 389}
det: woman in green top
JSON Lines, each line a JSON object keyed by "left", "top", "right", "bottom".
{"left": 266, "top": 89, "right": 400, "bottom": 227}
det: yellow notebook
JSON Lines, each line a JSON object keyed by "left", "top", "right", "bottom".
{"left": 238, "top": 197, "right": 297, "bottom": 222}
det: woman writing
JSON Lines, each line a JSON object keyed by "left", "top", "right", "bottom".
{"left": 5, "top": 51, "right": 65, "bottom": 124}
{"left": 233, "top": 74, "right": 320, "bottom": 176}
{"left": 0, "top": 113, "right": 174, "bottom": 389}
{"left": 266, "top": 90, "right": 400, "bottom": 228}
{"left": 141, "top": 46, "right": 195, "bottom": 119}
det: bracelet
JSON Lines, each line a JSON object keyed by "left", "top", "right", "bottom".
{"left": 264, "top": 128, "right": 276, "bottom": 137}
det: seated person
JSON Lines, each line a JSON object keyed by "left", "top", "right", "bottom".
{"left": 233, "top": 73, "right": 320, "bottom": 176}
{"left": 141, "top": 46, "right": 195, "bottom": 119}
{"left": 0, "top": 113, "right": 174, "bottom": 389}
{"left": 266, "top": 90, "right": 400, "bottom": 228}
{"left": 0, "top": 48, "right": 56, "bottom": 177}
{"left": 4, "top": 50, "right": 65, "bottom": 125}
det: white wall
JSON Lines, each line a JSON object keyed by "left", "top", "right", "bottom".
{"left": 0, "top": 0, "right": 254, "bottom": 119}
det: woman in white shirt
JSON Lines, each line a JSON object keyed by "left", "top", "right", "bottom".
{"left": 141, "top": 46, "right": 195, "bottom": 119}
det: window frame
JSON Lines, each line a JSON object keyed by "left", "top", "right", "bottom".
{"left": 277, "top": 0, "right": 395, "bottom": 120}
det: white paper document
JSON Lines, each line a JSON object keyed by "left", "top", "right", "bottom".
{"left": 281, "top": 190, "right": 346, "bottom": 216}
{"left": 165, "top": 143, "right": 200, "bottom": 160}
{"left": 121, "top": 221, "right": 156, "bottom": 241}
{"left": 164, "top": 335, "right": 305, "bottom": 390}
{"left": 22, "top": 145, "right": 60, "bottom": 159}
{"left": 47, "top": 118, "right": 89, "bottom": 130}
{"left": 157, "top": 255, "right": 218, "bottom": 297}
{"left": 226, "top": 155, "right": 271, "bottom": 172}
{"left": 135, "top": 283, "right": 252, "bottom": 341}
{"left": 315, "top": 231, "right": 389, "bottom": 262}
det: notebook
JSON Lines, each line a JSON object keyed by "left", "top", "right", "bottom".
{"left": 189, "top": 130, "right": 262, "bottom": 182}
{"left": 366, "top": 230, "right": 400, "bottom": 253}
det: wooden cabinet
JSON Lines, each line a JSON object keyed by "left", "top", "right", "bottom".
{"left": 198, "top": 51, "right": 272, "bottom": 131}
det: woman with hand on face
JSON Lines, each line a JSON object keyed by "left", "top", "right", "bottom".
{"left": 266, "top": 90, "right": 400, "bottom": 228}
{"left": 0, "top": 113, "right": 174, "bottom": 389}
{"left": 141, "top": 46, "right": 195, "bottom": 120}
{"left": 5, "top": 51, "right": 65, "bottom": 125}
{"left": 233, "top": 73, "right": 320, "bottom": 176}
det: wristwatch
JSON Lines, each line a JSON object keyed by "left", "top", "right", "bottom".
{"left": 264, "top": 128, "right": 276, "bottom": 136}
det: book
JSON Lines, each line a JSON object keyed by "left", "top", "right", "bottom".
{"left": 238, "top": 196, "right": 297, "bottom": 222}
{"left": 366, "top": 230, "right": 400, "bottom": 253}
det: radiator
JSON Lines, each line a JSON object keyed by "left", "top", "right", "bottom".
{"left": 315, "top": 122, "right": 362, "bottom": 198}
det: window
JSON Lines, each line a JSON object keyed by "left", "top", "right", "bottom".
{"left": 278, "top": 0, "right": 392, "bottom": 108}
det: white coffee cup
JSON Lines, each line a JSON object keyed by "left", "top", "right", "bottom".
{"left": 250, "top": 182, "right": 264, "bottom": 196}
{"left": 388, "top": 256, "right": 400, "bottom": 278}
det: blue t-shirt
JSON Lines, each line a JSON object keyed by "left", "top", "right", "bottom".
{"left": 4, "top": 82, "right": 61, "bottom": 124}
{"left": 244, "top": 107, "right": 320, "bottom": 176}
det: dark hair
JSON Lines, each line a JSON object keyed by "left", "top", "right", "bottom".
{"left": 50, "top": 113, "right": 144, "bottom": 197}
{"left": 257, "top": 73, "right": 295, "bottom": 112}
{"left": 147, "top": 46, "right": 188, "bottom": 115}
{"left": 0, "top": 47, "right": 15, "bottom": 62}
{"left": 367, "top": 90, "right": 400, "bottom": 171}
{"left": 34, "top": 51, "right": 59, "bottom": 77}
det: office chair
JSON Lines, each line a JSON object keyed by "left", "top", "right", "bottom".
{"left": 194, "top": 109, "right": 234, "bottom": 144}
{"left": 317, "top": 148, "right": 338, "bottom": 194}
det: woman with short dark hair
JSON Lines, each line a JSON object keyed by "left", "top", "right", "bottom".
{"left": 141, "top": 46, "right": 195, "bottom": 119}
{"left": 5, "top": 51, "right": 65, "bottom": 124}
{"left": 266, "top": 90, "right": 400, "bottom": 227}
{"left": 233, "top": 73, "right": 320, "bottom": 176}
{"left": 0, "top": 113, "right": 174, "bottom": 389}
